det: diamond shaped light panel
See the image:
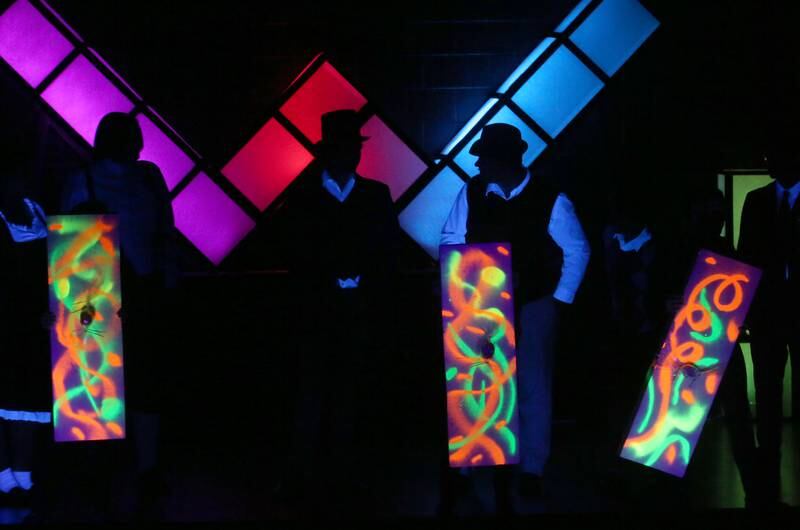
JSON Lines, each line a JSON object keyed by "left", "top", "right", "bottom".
{"left": 401, "top": 0, "right": 658, "bottom": 258}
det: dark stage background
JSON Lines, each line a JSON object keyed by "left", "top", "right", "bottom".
{"left": 1, "top": 0, "right": 799, "bottom": 518}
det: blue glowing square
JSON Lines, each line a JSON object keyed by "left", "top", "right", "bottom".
{"left": 555, "top": 0, "right": 593, "bottom": 33}
{"left": 510, "top": 46, "right": 603, "bottom": 138}
{"left": 569, "top": 0, "right": 659, "bottom": 76}
{"left": 453, "top": 106, "right": 547, "bottom": 177}
{"left": 399, "top": 167, "right": 465, "bottom": 259}
{"left": 497, "top": 38, "right": 556, "bottom": 94}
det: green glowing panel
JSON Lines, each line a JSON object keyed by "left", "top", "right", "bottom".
{"left": 621, "top": 250, "right": 761, "bottom": 477}
{"left": 719, "top": 174, "right": 774, "bottom": 250}
{"left": 47, "top": 215, "right": 126, "bottom": 442}
{"left": 440, "top": 242, "right": 519, "bottom": 467}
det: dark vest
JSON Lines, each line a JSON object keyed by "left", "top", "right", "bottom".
{"left": 465, "top": 176, "right": 562, "bottom": 304}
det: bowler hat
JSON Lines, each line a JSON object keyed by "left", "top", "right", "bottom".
{"left": 469, "top": 123, "right": 527, "bottom": 159}
{"left": 319, "top": 109, "right": 369, "bottom": 145}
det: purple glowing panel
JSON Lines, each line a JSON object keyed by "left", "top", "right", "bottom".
{"left": 172, "top": 173, "right": 256, "bottom": 265}
{"left": 0, "top": 0, "right": 74, "bottom": 88}
{"left": 137, "top": 115, "right": 194, "bottom": 191}
{"left": 621, "top": 250, "right": 761, "bottom": 477}
{"left": 357, "top": 115, "right": 428, "bottom": 201}
{"left": 41, "top": 55, "right": 135, "bottom": 143}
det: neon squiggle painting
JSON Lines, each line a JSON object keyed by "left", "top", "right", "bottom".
{"left": 621, "top": 250, "right": 761, "bottom": 477}
{"left": 47, "top": 215, "right": 126, "bottom": 442}
{"left": 440, "top": 242, "right": 519, "bottom": 467}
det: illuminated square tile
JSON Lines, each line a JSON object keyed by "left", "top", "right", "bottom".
{"left": 511, "top": 46, "right": 603, "bottom": 138}
{"left": 0, "top": 0, "right": 74, "bottom": 87}
{"left": 172, "top": 173, "right": 255, "bottom": 265}
{"left": 399, "top": 166, "right": 465, "bottom": 259}
{"left": 279, "top": 61, "right": 367, "bottom": 143}
{"left": 222, "top": 118, "right": 314, "bottom": 211}
{"left": 137, "top": 114, "right": 194, "bottom": 191}
{"left": 41, "top": 54, "right": 135, "bottom": 143}
{"left": 453, "top": 105, "right": 547, "bottom": 177}
{"left": 357, "top": 115, "right": 428, "bottom": 201}
{"left": 570, "top": 0, "right": 659, "bottom": 76}
{"left": 497, "top": 38, "right": 556, "bottom": 94}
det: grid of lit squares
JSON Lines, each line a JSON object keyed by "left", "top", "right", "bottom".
{"left": 0, "top": 0, "right": 430, "bottom": 265}
{"left": 401, "top": 0, "right": 659, "bottom": 258}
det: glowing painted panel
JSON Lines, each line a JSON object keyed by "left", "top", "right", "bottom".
{"left": 357, "top": 115, "right": 427, "bottom": 201}
{"left": 172, "top": 173, "right": 256, "bottom": 265}
{"left": 441, "top": 99, "right": 499, "bottom": 157}
{"left": 399, "top": 167, "right": 464, "bottom": 259}
{"left": 47, "top": 215, "right": 126, "bottom": 442}
{"left": 279, "top": 61, "right": 367, "bottom": 143}
{"left": 453, "top": 106, "right": 547, "bottom": 177}
{"left": 137, "top": 114, "right": 194, "bottom": 191}
{"left": 440, "top": 242, "right": 519, "bottom": 467}
{"left": 497, "top": 38, "right": 556, "bottom": 94}
{"left": 621, "top": 250, "right": 761, "bottom": 477}
{"left": 222, "top": 119, "right": 314, "bottom": 211}
{"left": 41, "top": 55, "right": 135, "bottom": 143}
{"left": 0, "top": 0, "right": 74, "bottom": 88}
{"left": 570, "top": 0, "right": 659, "bottom": 76}
{"left": 554, "top": 0, "right": 593, "bottom": 33}
{"left": 511, "top": 46, "right": 603, "bottom": 138}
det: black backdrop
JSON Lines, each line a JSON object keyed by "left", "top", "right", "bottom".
{"left": 1, "top": 0, "right": 799, "bottom": 501}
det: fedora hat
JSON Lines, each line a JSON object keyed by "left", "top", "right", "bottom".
{"left": 469, "top": 123, "right": 527, "bottom": 159}
{"left": 318, "top": 109, "right": 369, "bottom": 145}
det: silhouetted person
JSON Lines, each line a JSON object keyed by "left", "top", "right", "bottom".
{"left": 0, "top": 167, "right": 51, "bottom": 510}
{"left": 60, "top": 112, "right": 177, "bottom": 519}
{"left": 441, "top": 123, "right": 590, "bottom": 512}
{"left": 600, "top": 188, "right": 663, "bottom": 478}
{"left": 738, "top": 130, "right": 799, "bottom": 509}
{"left": 278, "top": 110, "right": 401, "bottom": 515}
{"left": 658, "top": 185, "right": 757, "bottom": 507}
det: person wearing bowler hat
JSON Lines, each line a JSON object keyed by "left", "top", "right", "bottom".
{"left": 440, "top": 123, "right": 590, "bottom": 511}
{"left": 277, "top": 109, "right": 402, "bottom": 515}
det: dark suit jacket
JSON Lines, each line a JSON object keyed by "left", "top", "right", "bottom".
{"left": 738, "top": 181, "right": 800, "bottom": 327}
{"left": 278, "top": 162, "right": 402, "bottom": 296}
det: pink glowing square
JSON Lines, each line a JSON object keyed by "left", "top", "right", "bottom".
{"left": 0, "top": 0, "right": 74, "bottom": 87}
{"left": 41, "top": 54, "right": 134, "bottom": 143}
{"left": 137, "top": 114, "right": 194, "bottom": 191}
{"left": 172, "top": 173, "right": 256, "bottom": 265}
{"left": 222, "top": 118, "right": 314, "bottom": 211}
{"left": 279, "top": 61, "right": 367, "bottom": 143}
{"left": 357, "top": 116, "right": 428, "bottom": 201}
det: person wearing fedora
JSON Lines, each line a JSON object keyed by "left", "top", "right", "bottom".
{"left": 440, "top": 123, "right": 590, "bottom": 510}
{"left": 276, "top": 109, "right": 401, "bottom": 515}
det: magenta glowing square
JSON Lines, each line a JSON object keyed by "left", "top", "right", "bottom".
{"left": 172, "top": 173, "right": 256, "bottom": 265}
{"left": 137, "top": 114, "right": 194, "bottom": 191}
{"left": 222, "top": 118, "right": 314, "bottom": 212}
{"left": 357, "top": 116, "right": 428, "bottom": 201}
{"left": 41, "top": 54, "right": 135, "bottom": 143}
{"left": 279, "top": 61, "right": 367, "bottom": 143}
{"left": 0, "top": 0, "right": 74, "bottom": 88}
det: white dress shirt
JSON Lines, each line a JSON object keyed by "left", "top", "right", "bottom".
{"left": 776, "top": 180, "right": 800, "bottom": 280}
{"left": 321, "top": 169, "right": 356, "bottom": 203}
{"left": 441, "top": 172, "right": 591, "bottom": 304}
{"left": 776, "top": 180, "right": 800, "bottom": 209}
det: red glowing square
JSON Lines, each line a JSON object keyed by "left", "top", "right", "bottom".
{"left": 357, "top": 116, "right": 428, "bottom": 201}
{"left": 221, "top": 118, "right": 314, "bottom": 212}
{"left": 279, "top": 61, "right": 367, "bottom": 143}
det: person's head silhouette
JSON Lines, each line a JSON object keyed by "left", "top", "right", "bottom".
{"left": 765, "top": 130, "right": 800, "bottom": 188}
{"left": 470, "top": 123, "right": 528, "bottom": 192}
{"left": 316, "top": 110, "right": 368, "bottom": 180}
{"left": 93, "top": 112, "right": 143, "bottom": 163}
